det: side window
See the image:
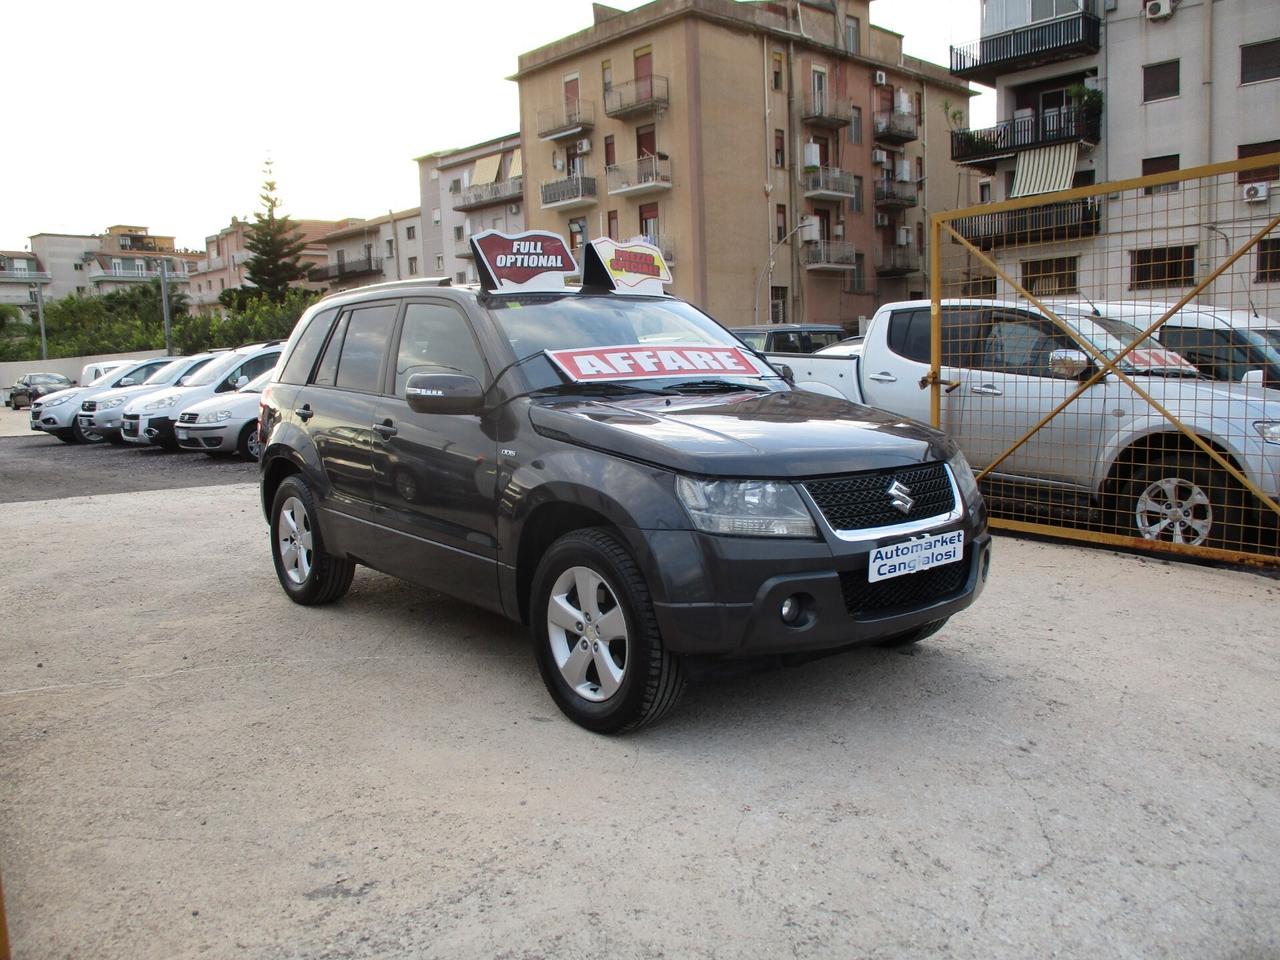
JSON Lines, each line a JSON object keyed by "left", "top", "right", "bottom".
{"left": 887, "top": 309, "right": 929, "bottom": 363}
{"left": 736, "top": 332, "right": 766, "bottom": 350}
{"left": 771, "top": 332, "right": 804, "bottom": 353}
{"left": 808, "top": 331, "right": 841, "bottom": 350}
{"left": 312, "top": 312, "right": 351, "bottom": 387}
{"left": 280, "top": 308, "right": 338, "bottom": 385}
{"left": 335, "top": 303, "right": 399, "bottom": 393}
{"left": 394, "top": 302, "right": 487, "bottom": 396}
{"left": 1158, "top": 327, "right": 1243, "bottom": 380}
{"left": 977, "top": 318, "right": 1069, "bottom": 377}
{"left": 239, "top": 351, "right": 280, "bottom": 384}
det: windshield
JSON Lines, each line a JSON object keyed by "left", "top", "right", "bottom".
{"left": 33, "top": 374, "right": 67, "bottom": 385}
{"left": 1238, "top": 327, "right": 1280, "bottom": 365}
{"left": 487, "top": 294, "right": 779, "bottom": 393}
{"left": 240, "top": 369, "right": 275, "bottom": 393}
{"left": 89, "top": 370, "right": 119, "bottom": 386}
{"left": 182, "top": 352, "right": 243, "bottom": 387}
{"left": 1255, "top": 327, "right": 1280, "bottom": 351}
{"left": 143, "top": 358, "right": 190, "bottom": 385}
{"left": 1068, "top": 316, "right": 1196, "bottom": 374}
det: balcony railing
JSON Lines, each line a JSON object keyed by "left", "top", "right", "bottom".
{"left": 876, "top": 248, "right": 921, "bottom": 276}
{"left": 309, "top": 257, "right": 383, "bottom": 282}
{"left": 874, "top": 180, "right": 918, "bottom": 208}
{"left": 454, "top": 177, "right": 524, "bottom": 211}
{"left": 951, "top": 106, "right": 1101, "bottom": 165}
{"left": 873, "top": 110, "right": 918, "bottom": 145}
{"left": 951, "top": 5, "right": 1101, "bottom": 85}
{"left": 0, "top": 270, "right": 52, "bottom": 282}
{"left": 540, "top": 175, "right": 598, "bottom": 209}
{"left": 604, "top": 75, "right": 670, "bottom": 119}
{"left": 88, "top": 267, "right": 190, "bottom": 282}
{"left": 952, "top": 198, "right": 1103, "bottom": 251}
{"left": 606, "top": 156, "right": 673, "bottom": 196}
{"left": 537, "top": 100, "right": 596, "bottom": 140}
{"left": 801, "top": 93, "right": 851, "bottom": 129}
{"left": 802, "top": 240, "right": 858, "bottom": 271}
{"left": 802, "top": 166, "right": 858, "bottom": 200}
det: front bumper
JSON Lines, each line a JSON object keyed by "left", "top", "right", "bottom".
{"left": 175, "top": 420, "right": 236, "bottom": 451}
{"left": 30, "top": 402, "right": 76, "bottom": 431}
{"left": 122, "top": 413, "right": 176, "bottom": 446}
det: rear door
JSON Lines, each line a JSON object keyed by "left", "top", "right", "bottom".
{"left": 862, "top": 305, "right": 972, "bottom": 436}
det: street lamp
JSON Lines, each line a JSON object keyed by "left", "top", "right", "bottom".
{"left": 752, "top": 220, "right": 811, "bottom": 325}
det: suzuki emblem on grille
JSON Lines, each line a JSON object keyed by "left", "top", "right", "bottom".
{"left": 886, "top": 479, "right": 914, "bottom": 514}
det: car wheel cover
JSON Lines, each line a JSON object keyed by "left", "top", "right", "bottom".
{"left": 246, "top": 428, "right": 262, "bottom": 460}
{"left": 546, "top": 565, "right": 629, "bottom": 703}
{"left": 1135, "top": 475, "right": 1212, "bottom": 546}
{"left": 277, "top": 496, "right": 314, "bottom": 584}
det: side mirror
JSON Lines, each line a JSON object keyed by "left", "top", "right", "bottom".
{"left": 235, "top": 375, "right": 250, "bottom": 389}
{"left": 1049, "top": 348, "right": 1090, "bottom": 379}
{"left": 405, "top": 372, "right": 484, "bottom": 415}
{"left": 1241, "top": 369, "right": 1264, "bottom": 387}
{"left": 776, "top": 363, "right": 795, "bottom": 384}
{"left": 119, "top": 377, "right": 137, "bottom": 387}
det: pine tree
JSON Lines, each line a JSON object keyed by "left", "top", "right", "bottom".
{"left": 243, "top": 163, "right": 309, "bottom": 303}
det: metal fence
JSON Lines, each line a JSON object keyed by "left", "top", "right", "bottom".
{"left": 929, "top": 153, "right": 1280, "bottom": 565}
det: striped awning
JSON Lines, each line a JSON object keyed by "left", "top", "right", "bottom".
{"left": 508, "top": 147, "right": 523, "bottom": 179}
{"left": 471, "top": 153, "right": 501, "bottom": 185}
{"left": 1010, "top": 142, "right": 1079, "bottom": 198}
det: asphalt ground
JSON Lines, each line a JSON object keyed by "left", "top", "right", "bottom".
{"left": 1, "top": 435, "right": 1278, "bottom": 959}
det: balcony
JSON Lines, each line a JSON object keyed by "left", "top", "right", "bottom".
{"left": 803, "top": 166, "right": 858, "bottom": 201}
{"left": 801, "top": 93, "right": 851, "bottom": 129}
{"left": 606, "top": 156, "right": 673, "bottom": 197}
{"left": 87, "top": 266, "right": 189, "bottom": 283}
{"left": 540, "top": 175, "right": 598, "bottom": 210}
{"left": 950, "top": 106, "right": 1101, "bottom": 166}
{"left": 802, "top": 240, "right": 858, "bottom": 272}
{"left": 604, "top": 76, "right": 669, "bottom": 119}
{"left": 951, "top": 6, "right": 1102, "bottom": 86}
{"left": 537, "top": 100, "right": 596, "bottom": 141}
{"left": 456, "top": 238, "right": 475, "bottom": 259}
{"left": 874, "top": 180, "right": 918, "bottom": 210}
{"left": 454, "top": 177, "right": 524, "bottom": 212}
{"left": 873, "top": 110, "right": 918, "bottom": 145}
{"left": 0, "top": 270, "right": 52, "bottom": 283}
{"left": 876, "top": 248, "right": 921, "bottom": 276}
{"left": 951, "top": 197, "right": 1103, "bottom": 251}
{"left": 309, "top": 257, "right": 383, "bottom": 282}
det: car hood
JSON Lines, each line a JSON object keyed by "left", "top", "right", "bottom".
{"left": 123, "top": 386, "right": 199, "bottom": 414}
{"left": 527, "top": 388, "right": 951, "bottom": 477}
{"left": 31, "top": 386, "right": 83, "bottom": 405}
{"left": 94, "top": 383, "right": 173, "bottom": 405}
{"left": 1133, "top": 376, "right": 1280, "bottom": 415}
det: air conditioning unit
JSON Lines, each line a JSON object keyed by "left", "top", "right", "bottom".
{"left": 871, "top": 148, "right": 889, "bottom": 166}
{"left": 508, "top": 203, "right": 522, "bottom": 215}
{"left": 874, "top": 70, "right": 888, "bottom": 86}
{"left": 896, "top": 226, "right": 911, "bottom": 247}
{"left": 896, "top": 160, "right": 913, "bottom": 183}
{"left": 1243, "top": 182, "right": 1270, "bottom": 203}
{"left": 575, "top": 138, "right": 592, "bottom": 154}
{"left": 1144, "top": 0, "right": 1174, "bottom": 19}
{"left": 874, "top": 212, "right": 890, "bottom": 227}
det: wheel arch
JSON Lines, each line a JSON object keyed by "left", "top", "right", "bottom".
{"left": 260, "top": 452, "right": 303, "bottom": 521}
{"left": 515, "top": 500, "right": 617, "bottom": 625}
{"left": 1101, "top": 430, "right": 1246, "bottom": 501}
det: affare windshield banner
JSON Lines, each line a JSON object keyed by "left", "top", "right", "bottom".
{"left": 582, "top": 237, "right": 671, "bottom": 296}
{"left": 470, "top": 230, "right": 578, "bottom": 293}
{"left": 546, "top": 344, "right": 763, "bottom": 382}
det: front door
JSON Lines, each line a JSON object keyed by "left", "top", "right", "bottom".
{"left": 636, "top": 124, "right": 656, "bottom": 159}
{"left": 634, "top": 46, "right": 653, "bottom": 101}
{"left": 371, "top": 300, "right": 501, "bottom": 611}
{"left": 564, "top": 76, "right": 580, "bottom": 121}
{"left": 811, "top": 68, "right": 827, "bottom": 113}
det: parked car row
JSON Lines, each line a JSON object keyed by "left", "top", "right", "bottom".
{"left": 25, "top": 341, "right": 282, "bottom": 461}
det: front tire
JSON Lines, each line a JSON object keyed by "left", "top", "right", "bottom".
{"left": 237, "top": 421, "right": 262, "bottom": 461}
{"left": 270, "top": 475, "right": 355, "bottom": 605}
{"left": 531, "top": 528, "right": 685, "bottom": 734}
{"left": 71, "top": 416, "right": 104, "bottom": 444}
{"left": 1122, "top": 452, "right": 1244, "bottom": 550}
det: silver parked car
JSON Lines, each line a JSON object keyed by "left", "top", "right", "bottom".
{"left": 175, "top": 369, "right": 274, "bottom": 460}
{"left": 78, "top": 352, "right": 220, "bottom": 444}
{"left": 28, "top": 357, "right": 173, "bottom": 444}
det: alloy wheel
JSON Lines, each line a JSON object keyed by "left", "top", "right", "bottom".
{"left": 1135, "top": 475, "right": 1213, "bottom": 546}
{"left": 546, "top": 565, "right": 629, "bottom": 702}
{"left": 277, "top": 496, "right": 314, "bottom": 584}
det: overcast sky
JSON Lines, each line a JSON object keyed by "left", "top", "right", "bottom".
{"left": 0, "top": 0, "right": 988, "bottom": 254}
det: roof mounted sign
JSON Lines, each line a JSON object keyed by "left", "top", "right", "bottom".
{"left": 470, "top": 230, "right": 578, "bottom": 293}
{"left": 581, "top": 237, "right": 672, "bottom": 296}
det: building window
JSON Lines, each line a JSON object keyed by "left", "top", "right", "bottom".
{"left": 849, "top": 253, "right": 865, "bottom": 292}
{"left": 386, "top": 239, "right": 395, "bottom": 257}
{"left": 1143, "top": 60, "right": 1180, "bottom": 102}
{"left": 770, "top": 285, "right": 787, "bottom": 323}
{"left": 1021, "top": 257, "right": 1078, "bottom": 295}
{"left": 219, "top": 278, "right": 225, "bottom": 290}
{"left": 604, "top": 135, "right": 616, "bottom": 168}
{"left": 1130, "top": 245, "right": 1197, "bottom": 289}
{"left": 1142, "top": 154, "right": 1180, "bottom": 194}
{"left": 851, "top": 176, "right": 864, "bottom": 214}
{"left": 776, "top": 204, "right": 787, "bottom": 242}
{"left": 449, "top": 178, "right": 462, "bottom": 194}
{"left": 849, "top": 106, "right": 862, "bottom": 145}
{"left": 407, "top": 256, "right": 418, "bottom": 275}
{"left": 568, "top": 217, "right": 588, "bottom": 254}
{"left": 772, "top": 52, "right": 784, "bottom": 91}
{"left": 455, "top": 272, "right": 467, "bottom": 285}
{"left": 774, "top": 130, "right": 785, "bottom": 168}
{"left": 1030, "top": 0, "right": 1078, "bottom": 21}
{"left": 1240, "top": 38, "right": 1280, "bottom": 85}
{"left": 453, "top": 225, "right": 464, "bottom": 241}
{"left": 73, "top": 262, "right": 82, "bottom": 270}
{"left": 1257, "top": 239, "right": 1280, "bottom": 283}
{"left": 845, "top": 16, "right": 860, "bottom": 55}
{"left": 979, "top": 180, "right": 992, "bottom": 203}
{"left": 639, "top": 203, "right": 658, "bottom": 241}
{"left": 431, "top": 208, "right": 441, "bottom": 224}
{"left": 1238, "top": 140, "right": 1280, "bottom": 184}
{"left": 435, "top": 254, "right": 443, "bottom": 270}
{"left": 607, "top": 210, "right": 619, "bottom": 241}
{"left": 602, "top": 58, "right": 613, "bottom": 92}
{"left": 406, "top": 225, "right": 416, "bottom": 240}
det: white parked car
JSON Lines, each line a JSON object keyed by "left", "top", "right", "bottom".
{"left": 28, "top": 356, "right": 174, "bottom": 444}
{"left": 79, "top": 359, "right": 130, "bottom": 386}
{"left": 175, "top": 369, "right": 274, "bottom": 460}
{"left": 78, "top": 352, "right": 220, "bottom": 444}
{"left": 120, "top": 342, "right": 282, "bottom": 449}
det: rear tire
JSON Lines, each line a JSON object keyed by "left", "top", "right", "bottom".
{"left": 270, "top": 475, "right": 355, "bottom": 605}
{"left": 531, "top": 528, "right": 685, "bottom": 733}
{"left": 1121, "top": 452, "right": 1245, "bottom": 551}
{"left": 877, "top": 617, "right": 948, "bottom": 648}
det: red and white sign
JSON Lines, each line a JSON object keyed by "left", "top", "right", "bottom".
{"left": 1126, "top": 348, "right": 1198, "bottom": 374}
{"left": 546, "top": 344, "right": 762, "bottom": 382}
{"left": 470, "top": 230, "right": 578, "bottom": 292}
{"left": 585, "top": 237, "right": 671, "bottom": 296}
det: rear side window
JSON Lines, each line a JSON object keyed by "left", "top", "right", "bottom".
{"left": 887, "top": 309, "right": 929, "bottom": 363}
{"left": 736, "top": 332, "right": 766, "bottom": 350}
{"left": 335, "top": 303, "right": 399, "bottom": 393}
{"left": 313, "top": 312, "right": 350, "bottom": 387}
{"left": 236, "top": 351, "right": 281, "bottom": 385}
{"left": 807, "top": 331, "right": 842, "bottom": 350}
{"left": 280, "top": 308, "right": 338, "bottom": 385}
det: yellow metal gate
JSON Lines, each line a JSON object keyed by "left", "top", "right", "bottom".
{"left": 929, "top": 154, "right": 1280, "bottom": 565}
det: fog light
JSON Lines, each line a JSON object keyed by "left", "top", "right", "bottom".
{"left": 780, "top": 595, "right": 801, "bottom": 624}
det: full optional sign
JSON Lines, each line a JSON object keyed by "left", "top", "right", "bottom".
{"left": 546, "top": 344, "right": 761, "bottom": 382}
{"left": 470, "top": 230, "right": 579, "bottom": 292}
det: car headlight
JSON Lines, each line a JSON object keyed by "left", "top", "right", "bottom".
{"left": 948, "top": 450, "right": 983, "bottom": 504}
{"left": 144, "top": 394, "right": 178, "bottom": 411}
{"left": 675, "top": 476, "right": 816, "bottom": 537}
{"left": 100, "top": 397, "right": 126, "bottom": 410}
{"left": 1254, "top": 421, "right": 1280, "bottom": 445}
{"left": 199, "top": 410, "right": 234, "bottom": 423}
{"left": 42, "top": 395, "right": 72, "bottom": 408}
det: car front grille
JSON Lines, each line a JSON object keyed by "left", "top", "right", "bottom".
{"left": 122, "top": 414, "right": 140, "bottom": 436}
{"left": 804, "top": 462, "right": 955, "bottom": 532}
{"left": 81, "top": 400, "right": 97, "bottom": 412}
{"left": 178, "top": 412, "right": 199, "bottom": 424}
{"left": 839, "top": 552, "right": 970, "bottom": 617}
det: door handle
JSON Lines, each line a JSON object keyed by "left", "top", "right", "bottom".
{"left": 867, "top": 371, "right": 898, "bottom": 383}
{"left": 295, "top": 404, "right": 314, "bottom": 422}
{"left": 373, "top": 419, "right": 398, "bottom": 439}
{"left": 971, "top": 383, "right": 1003, "bottom": 396}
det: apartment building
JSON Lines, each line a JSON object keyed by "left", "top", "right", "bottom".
{"left": 947, "top": 0, "right": 1279, "bottom": 309}
{"left": 189, "top": 218, "right": 339, "bottom": 314}
{"left": 30, "top": 226, "right": 201, "bottom": 301}
{"left": 513, "top": 0, "right": 976, "bottom": 330}
{"left": 313, "top": 208, "right": 425, "bottom": 293}
{"left": 417, "top": 134, "right": 525, "bottom": 286}
{"left": 0, "top": 251, "right": 52, "bottom": 317}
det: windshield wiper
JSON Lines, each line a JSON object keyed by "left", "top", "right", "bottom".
{"left": 525, "top": 381, "right": 677, "bottom": 399}
{"left": 663, "top": 379, "right": 771, "bottom": 394}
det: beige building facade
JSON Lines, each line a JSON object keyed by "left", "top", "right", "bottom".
{"left": 514, "top": 0, "right": 976, "bottom": 331}
{"left": 29, "top": 226, "right": 202, "bottom": 302}
{"left": 315, "top": 208, "right": 425, "bottom": 293}
{"left": 189, "top": 218, "right": 339, "bottom": 314}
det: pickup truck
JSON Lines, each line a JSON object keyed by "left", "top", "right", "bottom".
{"left": 776, "top": 298, "right": 1280, "bottom": 551}
{"left": 258, "top": 235, "right": 991, "bottom": 734}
